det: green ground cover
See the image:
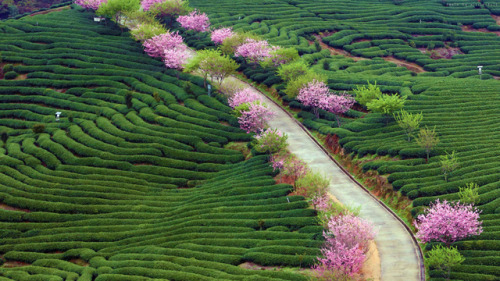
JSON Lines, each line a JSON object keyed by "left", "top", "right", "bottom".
{"left": 188, "top": 0, "right": 500, "bottom": 279}
{"left": 0, "top": 8, "right": 321, "bottom": 280}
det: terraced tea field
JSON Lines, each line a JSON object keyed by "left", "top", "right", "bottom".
{"left": 0, "top": 8, "right": 322, "bottom": 280}
{"left": 189, "top": 0, "right": 500, "bottom": 280}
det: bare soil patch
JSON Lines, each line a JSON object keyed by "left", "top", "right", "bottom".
{"left": 68, "top": 258, "right": 89, "bottom": 266}
{"left": 491, "top": 14, "right": 500, "bottom": 25}
{"left": 461, "top": 25, "right": 500, "bottom": 36}
{"left": 418, "top": 47, "right": 463, "bottom": 59}
{"left": 0, "top": 203, "right": 30, "bottom": 213}
{"left": 2, "top": 261, "right": 30, "bottom": 268}
{"left": 14, "top": 74, "right": 28, "bottom": 81}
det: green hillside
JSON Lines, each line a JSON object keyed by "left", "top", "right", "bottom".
{"left": 0, "top": 8, "right": 321, "bottom": 280}
{"left": 187, "top": 0, "right": 500, "bottom": 280}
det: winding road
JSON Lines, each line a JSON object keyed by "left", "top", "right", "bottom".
{"left": 225, "top": 77, "right": 425, "bottom": 281}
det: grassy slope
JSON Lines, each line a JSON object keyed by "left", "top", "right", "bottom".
{"left": 188, "top": 0, "right": 500, "bottom": 280}
{"left": 0, "top": 8, "right": 322, "bottom": 281}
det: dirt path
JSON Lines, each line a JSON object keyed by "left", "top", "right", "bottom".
{"left": 223, "top": 77, "right": 424, "bottom": 281}
{"left": 310, "top": 34, "right": 426, "bottom": 73}
{"left": 461, "top": 24, "right": 500, "bottom": 36}
{"left": 29, "top": 6, "right": 70, "bottom": 17}
{"left": 310, "top": 35, "right": 367, "bottom": 61}
{"left": 382, "top": 56, "right": 426, "bottom": 73}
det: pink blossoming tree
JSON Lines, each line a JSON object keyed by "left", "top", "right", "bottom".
{"left": 297, "top": 80, "right": 354, "bottom": 126}
{"left": 236, "top": 101, "right": 275, "bottom": 133}
{"left": 414, "top": 199, "right": 483, "bottom": 246}
{"left": 296, "top": 79, "right": 330, "bottom": 118}
{"left": 324, "top": 93, "right": 355, "bottom": 127}
{"left": 176, "top": 10, "right": 210, "bottom": 32}
{"left": 210, "top": 27, "right": 235, "bottom": 45}
{"left": 235, "top": 38, "right": 272, "bottom": 65}
{"left": 327, "top": 214, "right": 377, "bottom": 251}
{"left": 228, "top": 88, "right": 262, "bottom": 109}
{"left": 75, "top": 0, "right": 107, "bottom": 10}
{"left": 143, "top": 31, "right": 184, "bottom": 58}
{"left": 163, "top": 47, "right": 190, "bottom": 71}
{"left": 313, "top": 214, "right": 376, "bottom": 279}
{"left": 313, "top": 238, "right": 366, "bottom": 279}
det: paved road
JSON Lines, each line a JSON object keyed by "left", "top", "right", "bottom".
{"left": 225, "top": 77, "right": 423, "bottom": 281}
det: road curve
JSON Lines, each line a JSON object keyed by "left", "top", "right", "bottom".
{"left": 226, "top": 77, "right": 425, "bottom": 281}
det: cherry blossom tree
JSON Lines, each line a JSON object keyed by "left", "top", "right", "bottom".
{"left": 414, "top": 199, "right": 483, "bottom": 246}
{"left": 270, "top": 154, "right": 285, "bottom": 172}
{"left": 296, "top": 79, "right": 330, "bottom": 118}
{"left": 228, "top": 88, "right": 262, "bottom": 109}
{"left": 324, "top": 93, "right": 355, "bottom": 127}
{"left": 75, "top": 0, "right": 107, "bottom": 10}
{"left": 176, "top": 9, "right": 210, "bottom": 32}
{"left": 235, "top": 101, "right": 275, "bottom": 133}
{"left": 313, "top": 238, "right": 365, "bottom": 279}
{"left": 297, "top": 80, "right": 354, "bottom": 126}
{"left": 210, "top": 27, "right": 235, "bottom": 45}
{"left": 313, "top": 213, "right": 376, "bottom": 279}
{"left": 235, "top": 38, "right": 272, "bottom": 65}
{"left": 143, "top": 31, "right": 184, "bottom": 58}
{"left": 327, "top": 214, "right": 377, "bottom": 252}
{"left": 163, "top": 47, "right": 190, "bottom": 71}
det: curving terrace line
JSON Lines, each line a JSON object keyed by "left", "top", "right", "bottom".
{"left": 227, "top": 77, "right": 425, "bottom": 281}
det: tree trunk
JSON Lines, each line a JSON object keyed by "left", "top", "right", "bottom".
{"left": 335, "top": 115, "right": 341, "bottom": 128}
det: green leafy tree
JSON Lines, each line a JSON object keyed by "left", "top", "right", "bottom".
{"left": 415, "top": 126, "right": 439, "bottom": 162}
{"left": 277, "top": 60, "right": 309, "bottom": 82}
{"left": 426, "top": 245, "right": 465, "bottom": 281}
{"left": 260, "top": 47, "right": 299, "bottom": 68}
{"left": 366, "top": 94, "right": 406, "bottom": 116}
{"left": 354, "top": 81, "right": 382, "bottom": 108}
{"left": 184, "top": 49, "right": 238, "bottom": 87}
{"left": 393, "top": 109, "right": 423, "bottom": 141}
{"left": 295, "top": 171, "right": 330, "bottom": 200}
{"left": 130, "top": 22, "right": 167, "bottom": 42}
{"left": 97, "top": 0, "right": 140, "bottom": 27}
{"left": 145, "top": 0, "right": 191, "bottom": 26}
{"left": 440, "top": 150, "right": 459, "bottom": 182}
{"left": 459, "top": 182, "right": 480, "bottom": 205}
{"left": 253, "top": 128, "right": 288, "bottom": 154}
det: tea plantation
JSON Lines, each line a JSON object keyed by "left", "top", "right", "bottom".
{"left": 0, "top": 8, "right": 323, "bottom": 280}
{"left": 188, "top": 0, "right": 500, "bottom": 280}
